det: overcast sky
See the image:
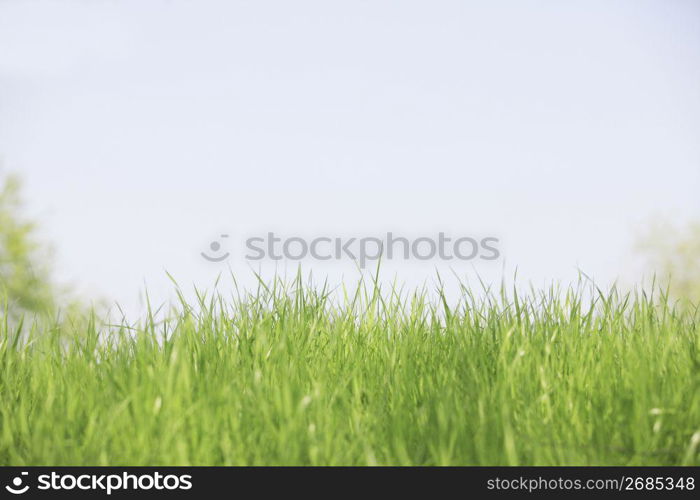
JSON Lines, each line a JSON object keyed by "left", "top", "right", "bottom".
{"left": 1, "top": 0, "right": 699, "bottom": 316}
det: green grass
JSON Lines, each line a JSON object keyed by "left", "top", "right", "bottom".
{"left": 1, "top": 274, "right": 699, "bottom": 466}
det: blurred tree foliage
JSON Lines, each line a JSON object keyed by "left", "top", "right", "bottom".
{"left": 638, "top": 220, "right": 700, "bottom": 305}
{"left": 0, "top": 174, "right": 56, "bottom": 318}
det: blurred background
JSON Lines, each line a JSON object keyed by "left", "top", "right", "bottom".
{"left": 1, "top": 0, "right": 699, "bottom": 318}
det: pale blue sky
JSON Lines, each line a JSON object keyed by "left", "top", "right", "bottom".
{"left": 1, "top": 0, "right": 699, "bottom": 315}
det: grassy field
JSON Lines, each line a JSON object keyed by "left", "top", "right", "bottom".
{"left": 1, "top": 276, "right": 698, "bottom": 466}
